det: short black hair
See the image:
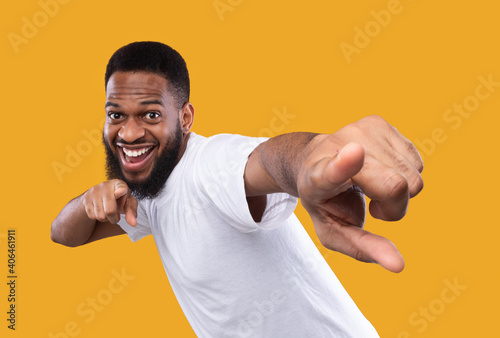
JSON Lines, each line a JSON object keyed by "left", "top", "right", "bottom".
{"left": 104, "top": 41, "right": 190, "bottom": 108}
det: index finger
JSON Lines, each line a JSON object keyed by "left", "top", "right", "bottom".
{"left": 124, "top": 194, "right": 138, "bottom": 227}
{"left": 312, "top": 211, "right": 405, "bottom": 273}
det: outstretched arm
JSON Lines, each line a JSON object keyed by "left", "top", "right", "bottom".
{"left": 244, "top": 115, "right": 424, "bottom": 272}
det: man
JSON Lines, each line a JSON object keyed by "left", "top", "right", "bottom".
{"left": 52, "top": 41, "right": 423, "bottom": 337}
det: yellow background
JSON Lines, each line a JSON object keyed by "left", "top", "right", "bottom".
{"left": 1, "top": 0, "right": 498, "bottom": 337}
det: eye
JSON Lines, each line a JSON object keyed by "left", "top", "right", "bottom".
{"left": 144, "top": 112, "right": 160, "bottom": 120}
{"left": 108, "top": 112, "right": 123, "bottom": 120}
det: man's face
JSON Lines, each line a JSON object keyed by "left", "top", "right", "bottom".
{"left": 103, "top": 71, "right": 189, "bottom": 199}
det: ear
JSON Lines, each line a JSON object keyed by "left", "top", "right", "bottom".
{"left": 179, "top": 102, "right": 195, "bottom": 134}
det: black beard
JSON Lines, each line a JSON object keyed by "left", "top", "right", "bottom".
{"left": 103, "top": 126, "right": 183, "bottom": 200}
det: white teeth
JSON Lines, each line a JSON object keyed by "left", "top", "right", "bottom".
{"left": 123, "top": 146, "right": 152, "bottom": 158}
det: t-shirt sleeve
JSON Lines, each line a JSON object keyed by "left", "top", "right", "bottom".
{"left": 117, "top": 202, "right": 152, "bottom": 242}
{"left": 196, "top": 134, "right": 298, "bottom": 232}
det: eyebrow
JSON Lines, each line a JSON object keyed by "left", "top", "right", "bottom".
{"left": 105, "top": 101, "right": 119, "bottom": 108}
{"left": 105, "top": 99, "right": 164, "bottom": 109}
{"left": 140, "top": 99, "right": 164, "bottom": 106}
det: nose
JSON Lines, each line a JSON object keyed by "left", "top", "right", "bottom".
{"left": 118, "top": 118, "right": 145, "bottom": 143}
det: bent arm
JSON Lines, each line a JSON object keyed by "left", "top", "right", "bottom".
{"left": 50, "top": 195, "right": 125, "bottom": 247}
{"left": 51, "top": 179, "right": 137, "bottom": 247}
{"left": 51, "top": 194, "right": 125, "bottom": 247}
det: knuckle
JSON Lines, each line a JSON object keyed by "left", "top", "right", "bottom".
{"left": 393, "top": 156, "right": 410, "bottom": 174}
{"left": 113, "top": 178, "right": 126, "bottom": 188}
{"left": 363, "top": 115, "right": 387, "bottom": 127}
{"left": 82, "top": 194, "right": 89, "bottom": 208}
{"left": 105, "top": 208, "right": 118, "bottom": 219}
{"left": 349, "top": 115, "right": 389, "bottom": 139}
{"left": 344, "top": 123, "right": 363, "bottom": 137}
{"left": 84, "top": 205, "right": 95, "bottom": 220}
{"left": 309, "top": 169, "right": 323, "bottom": 187}
{"left": 83, "top": 189, "right": 93, "bottom": 202}
{"left": 406, "top": 141, "right": 424, "bottom": 172}
{"left": 107, "top": 214, "right": 120, "bottom": 224}
{"left": 382, "top": 172, "right": 409, "bottom": 200}
{"left": 305, "top": 160, "right": 326, "bottom": 189}
{"left": 93, "top": 205, "right": 106, "bottom": 222}
{"left": 95, "top": 210, "right": 107, "bottom": 222}
{"left": 416, "top": 157, "right": 424, "bottom": 173}
{"left": 353, "top": 233, "right": 371, "bottom": 263}
{"left": 409, "top": 174, "right": 424, "bottom": 197}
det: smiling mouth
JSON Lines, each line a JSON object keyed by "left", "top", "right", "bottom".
{"left": 122, "top": 146, "right": 154, "bottom": 163}
{"left": 115, "top": 144, "right": 157, "bottom": 174}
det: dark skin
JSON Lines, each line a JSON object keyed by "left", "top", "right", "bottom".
{"left": 51, "top": 72, "right": 266, "bottom": 246}
{"left": 52, "top": 71, "right": 423, "bottom": 273}
{"left": 245, "top": 117, "right": 423, "bottom": 272}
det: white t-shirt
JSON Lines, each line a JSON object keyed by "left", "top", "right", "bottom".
{"left": 118, "top": 132, "right": 379, "bottom": 338}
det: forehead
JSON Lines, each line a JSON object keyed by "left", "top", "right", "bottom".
{"left": 106, "top": 71, "right": 172, "bottom": 103}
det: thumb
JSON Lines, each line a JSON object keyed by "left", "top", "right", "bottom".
{"left": 313, "top": 142, "right": 365, "bottom": 199}
{"left": 114, "top": 180, "right": 130, "bottom": 200}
